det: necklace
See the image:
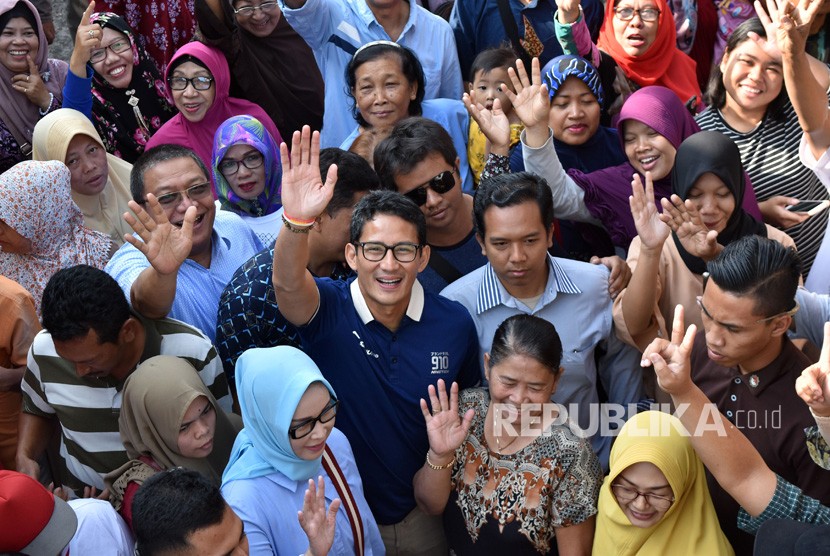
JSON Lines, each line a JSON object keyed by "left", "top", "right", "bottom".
{"left": 492, "top": 412, "right": 519, "bottom": 453}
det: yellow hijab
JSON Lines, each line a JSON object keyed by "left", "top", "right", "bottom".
{"left": 593, "top": 411, "right": 734, "bottom": 556}
{"left": 32, "top": 108, "right": 134, "bottom": 247}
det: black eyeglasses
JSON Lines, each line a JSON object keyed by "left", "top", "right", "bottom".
{"left": 168, "top": 76, "right": 214, "bottom": 91}
{"left": 614, "top": 6, "right": 661, "bottom": 21}
{"left": 151, "top": 182, "right": 212, "bottom": 207}
{"left": 289, "top": 399, "right": 339, "bottom": 439}
{"left": 355, "top": 241, "right": 421, "bottom": 263}
{"left": 89, "top": 38, "right": 131, "bottom": 64}
{"left": 218, "top": 152, "right": 264, "bottom": 176}
{"left": 233, "top": 1, "right": 279, "bottom": 16}
{"left": 402, "top": 169, "right": 457, "bottom": 207}
{"left": 611, "top": 484, "right": 674, "bottom": 510}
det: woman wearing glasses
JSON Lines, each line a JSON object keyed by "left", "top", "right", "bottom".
{"left": 212, "top": 115, "right": 283, "bottom": 246}
{"left": 194, "top": 0, "right": 324, "bottom": 138}
{"left": 145, "top": 40, "right": 282, "bottom": 176}
{"left": 593, "top": 410, "right": 734, "bottom": 555}
{"left": 221, "top": 346, "right": 384, "bottom": 555}
{"left": 62, "top": 6, "right": 175, "bottom": 164}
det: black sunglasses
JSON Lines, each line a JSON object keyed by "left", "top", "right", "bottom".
{"left": 403, "top": 169, "right": 456, "bottom": 206}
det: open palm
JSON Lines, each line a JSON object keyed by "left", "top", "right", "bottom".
{"left": 630, "top": 172, "right": 670, "bottom": 250}
{"left": 505, "top": 58, "right": 550, "bottom": 129}
{"left": 123, "top": 195, "right": 193, "bottom": 275}
{"left": 420, "top": 380, "right": 474, "bottom": 459}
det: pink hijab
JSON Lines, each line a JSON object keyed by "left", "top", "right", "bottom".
{"left": 0, "top": 0, "right": 67, "bottom": 150}
{"left": 145, "top": 42, "right": 282, "bottom": 171}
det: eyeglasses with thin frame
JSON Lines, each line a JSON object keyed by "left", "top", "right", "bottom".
{"left": 233, "top": 1, "right": 279, "bottom": 17}
{"left": 168, "top": 76, "right": 214, "bottom": 91}
{"left": 355, "top": 241, "right": 422, "bottom": 263}
{"left": 147, "top": 182, "right": 213, "bottom": 208}
{"left": 289, "top": 398, "right": 339, "bottom": 439}
{"left": 89, "top": 38, "right": 131, "bottom": 64}
{"left": 402, "top": 168, "right": 457, "bottom": 207}
{"left": 611, "top": 484, "right": 675, "bottom": 510}
{"left": 218, "top": 152, "right": 264, "bottom": 176}
{"left": 614, "top": 6, "right": 661, "bottom": 21}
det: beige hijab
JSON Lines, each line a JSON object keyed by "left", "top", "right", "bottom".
{"left": 105, "top": 356, "right": 240, "bottom": 508}
{"left": 32, "top": 108, "right": 133, "bottom": 247}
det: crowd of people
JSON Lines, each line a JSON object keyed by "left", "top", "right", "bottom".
{"left": 3, "top": 0, "right": 830, "bottom": 554}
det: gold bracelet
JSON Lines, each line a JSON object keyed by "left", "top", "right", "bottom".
{"left": 425, "top": 450, "right": 456, "bottom": 470}
{"left": 282, "top": 214, "right": 313, "bottom": 234}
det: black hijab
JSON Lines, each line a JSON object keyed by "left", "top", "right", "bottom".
{"left": 670, "top": 131, "right": 767, "bottom": 274}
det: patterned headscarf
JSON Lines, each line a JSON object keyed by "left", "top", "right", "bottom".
{"left": 212, "top": 115, "right": 282, "bottom": 217}
{"left": 0, "top": 160, "right": 111, "bottom": 314}
{"left": 543, "top": 55, "right": 604, "bottom": 106}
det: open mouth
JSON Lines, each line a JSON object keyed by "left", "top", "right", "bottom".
{"left": 638, "top": 155, "right": 659, "bottom": 171}
{"left": 173, "top": 213, "right": 205, "bottom": 228}
{"left": 8, "top": 49, "right": 28, "bottom": 56}
{"left": 108, "top": 65, "right": 126, "bottom": 78}
{"left": 377, "top": 277, "right": 402, "bottom": 289}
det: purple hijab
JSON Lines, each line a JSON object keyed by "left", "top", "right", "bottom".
{"left": 568, "top": 86, "right": 760, "bottom": 249}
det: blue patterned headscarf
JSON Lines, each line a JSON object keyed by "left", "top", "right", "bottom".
{"left": 222, "top": 346, "right": 337, "bottom": 484}
{"left": 543, "top": 55, "right": 604, "bottom": 106}
{"left": 212, "top": 115, "right": 282, "bottom": 217}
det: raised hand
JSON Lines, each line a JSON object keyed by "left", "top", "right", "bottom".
{"left": 463, "top": 94, "right": 511, "bottom": 154}
{"left": 753, "top": 0, "right": 787, "bottom": 61}
{"left": 71, "top": 2, "right": 101, "bottom": 69}
{"left": 280, "top": 126, "right": 337, "bottom": 222}
{"left": 298, "top": 476, "right": 341, "bottom": 556}
{"left": 796, "top": 322, "right": 830, "bottom": 417}
{"left": 630, "top": 172, "right": 670, "bottom": 251}
{"left": 11, "top": 55, "right": 51, "bottom": 110}
{"left": 505, "top": 58, "right": 550, "bottom": 131}
{"left": 420, "top": 380, "right": 474, "bottom": 461}
{"left": 556, "top": 0, "right": 581, "bottom": 23}
{"left": 659, "top": 194, "right": 722, "bottom": 260}
{"left": 123, "top": 194, "right": 194, "bottom": 275}
{"left": 642, "top": 304, "right": 698, "bottom": 396}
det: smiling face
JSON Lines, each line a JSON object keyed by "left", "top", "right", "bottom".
{"left": 177, "top": 395, "right": 217, "bottom": 459}
{"left": 0, "top": 218, "right": 32, "bottom": 254}
{"left": 485, "top": 353, "right": 559, "bottom": 428}
{"left": 685, "top": 173, "right": 735, "bottom": 234}
{"left": 0, "top": 16, "right": 38, "bottom": 73}
{"left": 232, "top": 0, "right": 281, "bottom": 37}
{"left": 65, "top": 134, "right": 109, "bottom": 196}
{"left": 548, "top": 77, "right": 601, "bottom": 146}
{"left": 469, "top": 67, "right": 514, "bottom": 113}
{"left": 90, "top": 28, "right": 134, "bottom": 89}
{"left": 393, "top": 152, "right": 463, "bottom": 238}
{"left": 611, "top": 0, "right": 660, "bottom": 57}
{"left": 289, "top": 383, "right": 336, "bottom": 460}
{"left": 220, "top": 143, "right": 266, "bottom": 200}
{"left": 623, "top": 120, "right": 676, "bottom": 180}
{"left": 170, "top": 61, "right": 216, "bottom": 123}
{"left": 613, "top": 461, "right": 674, "bottom": 528}
{"left": 720, "top": 38, "right": 784, "bottom": 121}
{"left": 353, "top": 54, "right": 418, "bottom": 129}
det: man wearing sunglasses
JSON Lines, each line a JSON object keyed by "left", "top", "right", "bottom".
{"left": 105, "top": 144, "right": 263, "bottom": 344}
{"left": 375, "top": 118, "right": 487, "bottom": 294}
{"left": 684, "top": 235, "right": 830, "bottom": 554}
{"left": 273, "top": 128, "right": 479, "bottom": 555}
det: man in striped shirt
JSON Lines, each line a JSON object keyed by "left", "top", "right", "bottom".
{"left": 16, "top": 265, "right": 230, "bottom": 495}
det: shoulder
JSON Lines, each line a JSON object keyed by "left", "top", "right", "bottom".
{"left": 765, "top": 225, "right": 796, "bottom": 249}
{"left": 553, "top": 257, "right": 611, "bottom": 295}
{"left": 440, "top": 266, "right": 485, "bottom": 304}
{"left": 422, "top": 98, "right": 467, "bottom": 119}
{"left": 152, "top": 318, "right": 216, "bottom": 357}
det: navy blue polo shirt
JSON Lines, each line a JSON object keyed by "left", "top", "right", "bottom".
{"left": 299, "top": 277, "right": 481, "bottom": 525}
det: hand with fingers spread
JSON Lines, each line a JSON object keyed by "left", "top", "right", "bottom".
{"left": 420, "top": 380, "right": 475, "bottom": 463}
{"left": 11, "top": 55, "right": 51, "bottom": 110}
{"left": 630, "top": 172, "right": 670, "bottom": 252}
{"left": 641, "top": 304, "right": 698, "bottom": 397}
{"left": 505, "top": 58, "right": 550, "bottom": 134}
{"left": 796, "top": 322, "right": 830, "bottom": 417}
{"left": 659, "top": 194, "right": 722, "bottom": 261}
{"left": 752, "top": 0, "right": 788, "bottom": 61}
{"left": 70, "top": 2, "right": 101, "bottom": 76}
{"left": 463, "top": 94, "right": 511, "bottom": 155}
{"left": 123, "top": 194, "right": 195, "bottom": 275}
{"left": 280, "top": 126, "right": 337, "bottom": 223}
{"left": 298, "top": 476, "right": 341, "bottom": 556}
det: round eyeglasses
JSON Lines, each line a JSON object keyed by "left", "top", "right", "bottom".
{"left": 218, "top": 152, "right": 264, "bottom": 176}
{"left": 355, "top": 241, "right": 422, "bottom": 263}
{"left": 168, "top": 76, "right": 214, "bottom": 91}
{"left": 402, "top": 169, "right": 457, "bottom": 207}
{"left": 611, "top": 484, "right": 674, "bottom": 510}
{"left": 233, "top": 1, "right": 279, "bottom": 17}
{"left": 89, "top": 38, "right": 131, "bottom": 64}
{"left": 289, "top": 399, "right": 339, "bottom": 439}
{"left": 613, "top": 7, "right": 661, "bottom": 21}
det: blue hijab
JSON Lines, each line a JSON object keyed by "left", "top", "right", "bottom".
{"left": 222, "top": 346, "right": 336, "bottom": 484}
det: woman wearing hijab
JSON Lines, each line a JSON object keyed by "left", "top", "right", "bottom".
{"left": 105, "top": 355, "right": 240, "bottom": 530}
{"left": 0, "top": 160, "right": 111, "bottom": 315}
{"left": 145, "top": 41, "right": 282, "bottom": 174}
{"left": 0, "top": 0, "right": 67, "bottom": 173}
{"left": 212, "top": 115, "right": 282, "bottom": 246}
{"left": 194, "top": 0, "right": 324, "bottom": 138}
{"left": 32, "top": 108, "right": 134, "bottom": 248}
{"left": 62, "top": 9, "right": 176, "bottom": 164}
{"left": 593, "top": 410, "right": 734, "bottom": 555}
{"left": 614, "top": 131, "right": 795, "bottom": 354}
{"left": 221, "top": 346, "right": 384, "bottom": 555}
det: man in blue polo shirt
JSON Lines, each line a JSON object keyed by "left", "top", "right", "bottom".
{"left": 273, "top": 128, "right": 480, "bottom": 555}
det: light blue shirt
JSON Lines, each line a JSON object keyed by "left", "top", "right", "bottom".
{"left": 440, "top": 255, "right": 643, "bottom": 469}
{"left": 105, "top": 210, "right": 263, "bottom": 343}
{"left": 222, "top": 428, "right": 385, "bottom": 556}
{"left": 794, "top": 287, "right": 830, "bottom": 348}
{"left": 279, "top": 0, "right": 463, "bottom": 148}
{"left": 340, "top": 98, "right": 474, "bottom": 193}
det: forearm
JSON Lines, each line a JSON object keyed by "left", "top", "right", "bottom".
{"left": 130, "top": 266, "right": 178, "bottom": 319}
{"left": 412, "top": 453, "right": 454, "bottom": 515}
{"left": 812, "top": 410, "right": 830, "bottom": 446}
{"left": 784, "top": 50, "right": 830, "bottom": 155}
{"left": 272, "top": 225, "right": 319, "bottom": 326}
{"left": 619, "top": 246, "right": 662, "bottom": 340}
{"left": 16, "top": 412, "right": 56, "bottom": 466}
{"left": 0, "top": 365, "right": 25, "bottom": 391}
{"left": 554, "top": 518, "right": 594, "bottom": 556}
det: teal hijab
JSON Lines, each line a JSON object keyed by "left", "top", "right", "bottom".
{"left": 221, "top": 346, "right": 335, "bottom": 484}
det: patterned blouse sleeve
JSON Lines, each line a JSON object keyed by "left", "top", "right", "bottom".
{"left": 480, "top": 153, "right": 510, "bottom": 182}
{"left": 545, "top": 429, "right": 602, "bottom": 526}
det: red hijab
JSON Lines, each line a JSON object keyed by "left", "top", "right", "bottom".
{"left": 597, "top": 0, "right": 701, "bottom": 110}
